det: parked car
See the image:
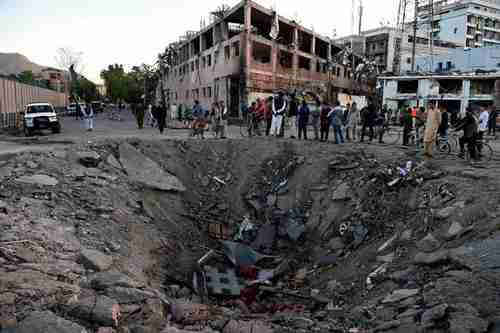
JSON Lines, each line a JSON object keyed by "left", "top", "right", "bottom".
{"left": 91, "top": 101, "right": 104, "bottom": 113}
{"left": 67, "top": 103, "right": 86, "bottom": 116}
{"left": 23, "top": 103, "right": 61, "bottom": 136}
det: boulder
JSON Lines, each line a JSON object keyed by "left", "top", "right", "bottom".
{"left": 328, "top": 237, "right": 345, "bottom": 251}
{"left": 436, "top": 206, "right": 455, "bottom": 220}
{"left": 382, "top": 289, "right": 419, "bottom": 304}
{"left": 16, "top": 311, "right": 89, "bottom": 333}
{"left": 16, "top": 174, "right": 58, "bottom": 186}
{"left": 444, "top": 222, "right": 464, "bottom": 240}
{"left": 421, "top": 304, "right": 448, "bottom": 327}
{"left": 66, "top": 295, "right": 120, "bottom": 327}
{"left": 106, "top": 154, "right": 122, "bottom": 170}
{"left": 89, "top": 272, "right": 143, "bottom": 291}
{"left": 416, "top": 233, "right": 441, "bottom": 253}
{"left": 448, "top": 304, "right": 488, "bottom": 333}
{"left": 79, "top": 249, "right": 113, "bottom": 271}
{"left": 223, "top": 320, "right": 274, "bottom": 333}
{"left": 77, "top": 151, "right": 101, "bottom": 168}
{"left": 104, "top": 287, "right": 156, "bottom": 304}
{"left": 119, "top": 143, "right": 185, "bottom": 192}
{"left": 414, "top": 250, "right": 449, "bottom": 265}
{"left": 331, "top": 183, "right": 351, "bottom": 201}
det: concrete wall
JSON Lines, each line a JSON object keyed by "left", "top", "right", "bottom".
{"left": 0, "top": 78, "right": 67, "bottom": 114}
{"left": 437, "top": 10, "right": 468, "bottom": 45}
{"left": 415, "top": 46, "right": 500, "bottom": 72}
{"left": 163, "top": 34, "right": 242, "bottom": 111}
{"left": 382, "top": 76, "right": 498, "bottom": 113}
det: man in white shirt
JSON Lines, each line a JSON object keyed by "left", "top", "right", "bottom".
{"left": 478, "top": 107, "right": 489, "bottom": 139}
{"left": 271, "top": 92, "right": 287, "bottom": 136}
{"left": 477, "top": 107, "right": 489, "bottom": 156}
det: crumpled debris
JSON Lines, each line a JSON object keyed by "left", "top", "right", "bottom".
{"left": 221, "top": 241, "right": 268, "bottom": 267}
{"left": 278, "top": 208, "right": 306, "bottom": 241}
{"left": 234, "top": 216, "right": 257, "bottom": 243}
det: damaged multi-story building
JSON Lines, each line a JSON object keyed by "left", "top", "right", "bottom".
{"left": 159, "top": 0, "right": 371, "bottom": 116}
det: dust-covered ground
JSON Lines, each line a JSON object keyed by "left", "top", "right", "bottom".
{"left": 0, "top": 136, "right": 499, "bottom": 333}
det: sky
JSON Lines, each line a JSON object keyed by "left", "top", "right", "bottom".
{"left": 1, "top": 0, "right": 399, "bottom": 84}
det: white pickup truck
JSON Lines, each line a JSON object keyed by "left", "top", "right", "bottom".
{"left": 23, "top": 103, "right": 61, "bottom": 136}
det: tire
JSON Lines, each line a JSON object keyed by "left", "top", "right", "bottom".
{"left": 24, "top": 127, "right": 32, "bottom": 137}
{"left": 52, "top": 124, "right": 61, "bottom": 134}
{"left": 438, "top": 142, "right": 451, "bottom": 155}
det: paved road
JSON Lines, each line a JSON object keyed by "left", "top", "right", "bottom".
{"left": 0, "top": 109, "right": 499, "bottom": 158}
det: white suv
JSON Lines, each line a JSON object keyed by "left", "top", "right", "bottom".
{"left": 24, "top": 103, "right": 61, "bottom": 136}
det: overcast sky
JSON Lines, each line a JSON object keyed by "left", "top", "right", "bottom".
{"left": 1, "top": 0, "right": 398, "bottom": 83}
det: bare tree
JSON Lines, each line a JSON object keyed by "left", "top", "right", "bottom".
{"left": 55, "top": 47, "right": 84, "bottom": 82}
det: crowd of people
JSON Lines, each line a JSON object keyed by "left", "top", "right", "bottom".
{"left": 128, "top": 91, "right": 497, "bottom": 162}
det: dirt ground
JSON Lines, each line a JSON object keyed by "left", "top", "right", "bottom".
{"left": 0, "top": 128, "right": 499, "bottom": 333}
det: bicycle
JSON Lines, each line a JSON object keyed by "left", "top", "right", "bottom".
{"left": 465, "top": 138, "right": 494, "bottom": 162}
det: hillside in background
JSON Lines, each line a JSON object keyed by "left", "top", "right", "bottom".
{"left": 0, "top": 52, "right": 47, "bottom": 75}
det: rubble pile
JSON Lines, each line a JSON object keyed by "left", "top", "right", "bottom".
{"left": 0, "top": 138, "right": 499, "bottom": 333}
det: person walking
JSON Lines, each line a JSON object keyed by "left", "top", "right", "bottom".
{"left": 192, "top": 100, "right": 205, "bottom": 138}
{"left": 361, "top": 100, "right": 377, "bottom": 142}
{"left": 330, "top": 101, "right": 345, "bottom": 144}
{"left": 147, "top": 104, "right": 156, "bottom": 128}
{"left": 157, "top": 103, "right": 167, "bottom": 134}
{"left": 423, "top": 103, "right": 442, "bottom": 159}
{"left": 83, "top": 102, "right": 94, "bottom": 131}
{"left": 271, "top": 92, "right": 287, "bottom": 136}
{"left": 343, "top": 103, "right": 351, "bottom": 141}
{"left": 311, "top": 99, "right": 321, "bottom": 140}
{"left": 344, "top": 102, "right": 359, "bottom": 141}
{"left": 320, "top": 102, "right": 331, "bottom": 142}
{"left": 218, "top": 100, "right": 228, "bottom": 139}
{"left": 135, "top": 104, "right": 145, "bottom": 129}
{"left": 488, "top": 105, "right": 497, "bottom": 136}
{"left": 297, "top": 100, "right": 310, "bottom": 140}
{"left": 288, "top": 93, "right": 298, "bottom": 139}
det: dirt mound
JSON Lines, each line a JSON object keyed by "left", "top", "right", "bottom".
{"left": 0, "top": 138, "right": 499, "bottom": 333}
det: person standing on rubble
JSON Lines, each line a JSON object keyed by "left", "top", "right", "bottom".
{"left": 456, "top": 107, "right": 478, "bottom": 160}
{"left": 310, "top": 99, "right": 321, "bottom": 140}
{"left": 271, "top": 92, "right": 287, "bottom": 137}
{"left": 402, "top": 107, "right": 414, "bottom": 146}
{"left": 488, "top": 105, "right": 497, "bottom": 136}
{"left": 361, "top": 100, "right": 377, "bottom": 143}
{"left": 330, "top": 101, "right": 345, "bottom": 144}
{"left": 345, "top": 102, "right": 358, "bottom": 141}
{"left": 297, "top": 99, "right": 310, "bottom": 140}
{"left": 288, "top": 92, "right": 298, "bottom": 139}
{"left": 438, "top": 105, "right": 449, "bottom": 138}
{"left": 265, "top": 97, "right": 273, "bottom": 136}
{"left": 423, "top": 103, "right": 442, "bottom": 159}
{"left": 320, "top": 102, "right": 331, "bottom": 142}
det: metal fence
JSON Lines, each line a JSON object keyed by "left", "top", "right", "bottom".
{"left": 0, "top": 78, "right": 67, "bottom": 129}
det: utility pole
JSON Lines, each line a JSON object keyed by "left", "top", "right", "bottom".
{"left": 358, "top": 0, "right": 363, "bottom": 35}
{"left": 429, "top": 0, "right": 435, "bottom": 71}
{"left": 411, "top": 0, "right": 418, "bottom": 71}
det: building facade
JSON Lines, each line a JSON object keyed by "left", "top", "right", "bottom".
{"left": 419, "top": 0, "right": 500, "bottom": 48}
{"left": 380, "top": 73, "right": 500, "bottom": 114}
{"left": 335, "top": 27, "right": 457, "bottom": 74}
{"left": 161, "top": 0, "right": 364, "bottom": 116}
{"left": 416, "top": 45, "right": 500, "bottom": 72}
